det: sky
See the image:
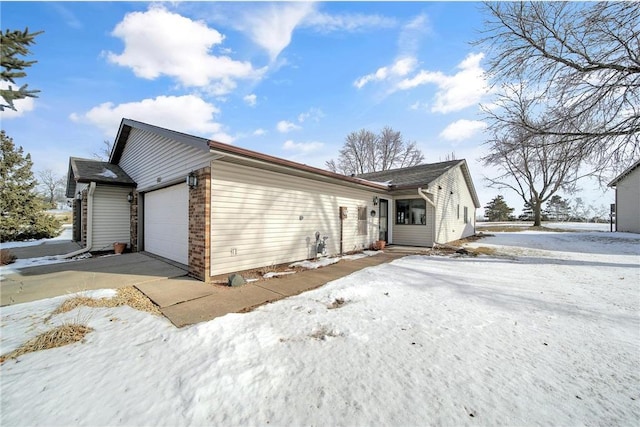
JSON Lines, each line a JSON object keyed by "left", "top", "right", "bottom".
{"left": 1, "top": 1, "right": 615, "bottom": 216}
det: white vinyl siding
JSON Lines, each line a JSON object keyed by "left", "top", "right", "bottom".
{"left": 118, "top": 127, "right": 212, "bottom": 191}
{"left": 392, "top": 198, "right": 435, "bottom": 246}
{"left": 615, "top": 166, "right": 640, "bottom": 233}
{"left": 210, "top": 161, "right": 379, "bottom": 276}
{"left": 431, "top": 166, "right": 476, "bottom": 243}
{"left": 144, "top": 184, "right": 189, "bottom": 265}
{"left": 91, "top": 185, "right": 131, "bottom": 251}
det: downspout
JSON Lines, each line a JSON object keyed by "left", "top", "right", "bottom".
{"left": 58, "top": 182, "right": 96, "bottom": 259}
{"left": 417, "top": 187, "right": 436, "bottom": 208}
{"left": 417, "top": 187, "right": 438, "bottom": 246}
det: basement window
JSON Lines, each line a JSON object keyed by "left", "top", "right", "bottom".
{"left": 358, "top": 206, "right": 367, "bottom": 235}
{"left": 396, "top": 199, "right": 426, "bottom": 225}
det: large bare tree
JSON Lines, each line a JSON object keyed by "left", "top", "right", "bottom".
{"left": 37, "top": 169, "right": 66, "bottom": 206}
{"left": 92, "top": 139, "right": 113, "bottom": 161}
{"left": 478, "top": 1, "right": 640, "bottom": 177}
{"left": 483, "top": 122, "right": 588, "bottom": 226}
{"left": 326, "top": 126, "right": 424, "bottom": 175}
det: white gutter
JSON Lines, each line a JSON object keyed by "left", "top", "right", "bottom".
{"left": 58, "top": 181, "right": 96, "bottom": 259}
{"left": 417, "top": 187, "right": 436, "bottom": 208}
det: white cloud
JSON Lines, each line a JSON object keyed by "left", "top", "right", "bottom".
{"left": 0, "top": 98, "right": 35, "bottom": 119}
{"left": 238, "top": 2, "right": 316, "bottom": 62}
{"left": 398, "top": 52, "right": 488, "bottom": 113}
{"left": 303, "top": 12, "right": 397, "bottom": 33}
{"left": 297, "top": 107, "right": 324, "bottom": 123}
{"left": 276, "top": 120, "right": 301, "bottom": 133}
{"left": 398, "top": 14, "right": 430, "bottom": 55}
{"left": 243, "top": 94, "right": 257, "bottom": 107}
{"left": 282, "top": 140, "right": 324, "bottom": 153}
{"left": 70, "top": 95, "right": 223, "bottom": 138}
{"left": 439, "top": 119, "right": 487, "bottom": 142}
{"left": 106, "top": 6, "right": 262, "bottom": 93}
{"left": 253, "top": 128, "right": 267, "bottom": 136}
{"left": 354, "top": 56, "right": 417, "bottom": 89}
{"left": 211, "top": 132, "right": 235, "bottom": 144}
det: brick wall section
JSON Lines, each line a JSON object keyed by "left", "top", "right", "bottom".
{"left": 129, "top": 190, "right": 138, "bottom": 252}
{"left": 81, "top": 189, "right": 88, "bottom": 247}
{"left": 188, "top": 167, "right": 211, "bottom": 281}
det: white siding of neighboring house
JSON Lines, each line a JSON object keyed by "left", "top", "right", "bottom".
{"left": 615, "top": 166, "right": 640, "bottom": 233}
{"left": 210, "top": 160, "right": 382, "bottom": 276}
{"left": 91, "top": 185, "right": 131, "bottom": 251}
{"left": 430, "top": 165, "right": 477, "bottom": 243}
{"left": 118, "top": 127, "right": 212, "bottom": 191}
{"left": 390, "top": 197, "right": 436, "bottom": 246}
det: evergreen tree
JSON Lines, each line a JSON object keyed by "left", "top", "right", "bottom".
{"left": 484, "top": 195, "right": 515, "bottom": 222}
{"left": 0, "top": 131, "right": 60, "bottom": 241}
{"left": 1, "top": 28, "right": 43, "bottom": 111}
{"left": 544, "top": 195, "right": 571, "bottom": 222}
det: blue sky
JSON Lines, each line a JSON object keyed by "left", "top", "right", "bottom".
{"left": 1, "top": 1, "right": 613, "bottom": 215}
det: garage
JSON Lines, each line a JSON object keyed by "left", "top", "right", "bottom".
{"left": 144, "top": 183, "right": 189, "bottom": 265}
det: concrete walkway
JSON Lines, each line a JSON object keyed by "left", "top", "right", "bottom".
{"left": 137, "top": 252, "right": 409, "bottom": 328}
{"left": 3, "top": 241, "right": 82, "bottom": 259}
{"left": 1, "top": 252, "right": 188, "bottom": 306}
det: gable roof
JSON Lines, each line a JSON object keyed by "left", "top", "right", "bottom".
{"left": 107, "top": 119, "right": 480, "bottom": 206}
{"left": 66, "top": 157, "right": 136, "bottom": 197}
{"left": 608, "top": 158, "right": 640, "bottom": 187}
{"left": 357, "top": 160, "right": 461, "bottom": 187}
{"left": 357, "top": 160, "right": 481, "bottom": 208}
{"left": 111, "top": 119, "right": 388, "bottom": 191}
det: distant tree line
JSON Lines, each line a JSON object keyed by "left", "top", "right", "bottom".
{"left": 483, "top": 194, "right": 611, "bottom": 223}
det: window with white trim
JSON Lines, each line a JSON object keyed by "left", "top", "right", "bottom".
{"left": 395, "top": 199, "right": 426, "bottom": 225}
{"left": 358, "top": 206, "right": 367, "bottom": 235}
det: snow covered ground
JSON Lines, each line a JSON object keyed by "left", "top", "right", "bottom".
{"left": 1, "top": 231, "right": 638, "bottom": 426}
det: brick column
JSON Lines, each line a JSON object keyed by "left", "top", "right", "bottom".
{"left": 81, "top": 190, "right": 88, "bottom": 247}
{"left": 129, "top": 190, "right": 139, "bottom": 252}
{"left": 188, "top": 167, "right": 211, "bottom": 281}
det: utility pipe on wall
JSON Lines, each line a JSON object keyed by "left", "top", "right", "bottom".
{"left": 58, "top": 182, "right": 96, "bottom": 259}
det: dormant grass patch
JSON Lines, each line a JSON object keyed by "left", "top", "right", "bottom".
{"left": 1, "top": 287, "right": 160, "bottom": 363}
{"left": 0, "top": 322, "right": 93, "bottom": 363}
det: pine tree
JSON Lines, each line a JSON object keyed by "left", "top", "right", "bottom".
{"left": 0, "top": 131, "right": 60, "bottom": 241}
{"left": 544, "top": 195, "right": 571, "bottom": 222}
{"left": 1, "top": 28, "right": 43, "bottom": 111}
{"left": 484, "top": 195, "right": 515, "bottom": 222}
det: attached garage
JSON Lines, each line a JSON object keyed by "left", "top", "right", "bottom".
{"left": 144, "top": 183, "right": 189, "bottom": 265}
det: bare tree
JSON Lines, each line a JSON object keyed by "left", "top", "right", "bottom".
{"left": 93, "top": 139, "right": 113, "bottom": 161}
{"left": 478, "top": 1, "right": 640, "bottom": 177}
{"left": 483, "top": 124, "right": 588, "bottom": 226}
{"left": 37, "top": 169, "right": 66, "bottom": 206}
{"left": 326, "top": 127, "right": 424, "bottom": 175}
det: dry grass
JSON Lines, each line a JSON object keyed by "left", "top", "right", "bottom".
{"left": 0, "top": 323, "right": 93, "bottom": 363}
{"left": 0, "top": 248, "right": 16, "bottom": 266}
{"left": 48, "top": 286, "right": 161, "bottom": 319}
{"left": 466, "top": 246, "right": 497, "bottom": 256}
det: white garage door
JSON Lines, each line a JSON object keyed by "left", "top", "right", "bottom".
{"left": 144, "top": 184, "right": 189, "bottom": 265}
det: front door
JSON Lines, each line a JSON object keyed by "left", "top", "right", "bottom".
{"left": 379, "top": 199, "right": 388, "bottom": 242}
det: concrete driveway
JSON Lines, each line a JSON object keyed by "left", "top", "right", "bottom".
{"left": 1, "top": 252, "right": 188, "bottom": 306}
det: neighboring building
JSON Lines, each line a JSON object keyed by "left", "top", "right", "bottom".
{"left": 65, "top": 119, "right": 481, "bottom": 281}
{"left": 609, "top": 159, "right": 640, "bottom": 234}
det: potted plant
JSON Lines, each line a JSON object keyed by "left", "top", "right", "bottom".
{"left": 375, "top": 240, "right": 386, "bottom": 250}
{"left": 113, "top": 242, "right": 127, "bottom": 254}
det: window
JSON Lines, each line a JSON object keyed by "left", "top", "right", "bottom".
{"left": 457, "top": 204, "right": 460, "bottom": 220}
{"left": 464, "top": 206, "right": 469, "bottom": 224}
{"left": 358, "top": 206, "right": 367, "bottom": 235}
{"left": 395, "top": 199, "right": 426, "bottom": 225}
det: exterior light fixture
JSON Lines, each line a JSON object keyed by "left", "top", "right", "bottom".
{"left": 127, "top": 192, "right": 134, "bottom": 203}
{"left": 373, "top": 196, "right": 379, "bottom": 206}
{"left": 76, "top": 191, "right": 82, "bottom": 200}
{"left": 187, "top": 172, "right": 198, "bottom": 189}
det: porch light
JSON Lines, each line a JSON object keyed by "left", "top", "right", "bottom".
{"left": 373, "top": 196, "right": 379, "bottom": 206}
{"left": 127, "top": 192, "right": 134, "bottom": 203}
{"left": 76, "top": 191, "right": 82, "bottom": 200}
{"left": 187, "top": 172, "right": 198, "bottom": 189}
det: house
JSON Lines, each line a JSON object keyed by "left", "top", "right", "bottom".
{"left": 608, "top": 159, "right": 640, "bottom": 233}
{"left": 66, "top": 119, "right": 480, "bottom": 281}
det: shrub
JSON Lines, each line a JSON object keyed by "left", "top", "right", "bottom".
{"left": 0, "top": 249, "right": 16, "bottom": 266}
